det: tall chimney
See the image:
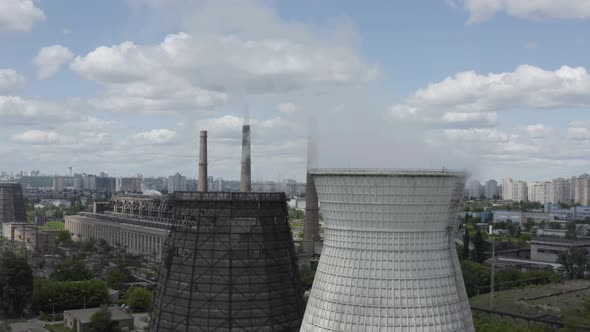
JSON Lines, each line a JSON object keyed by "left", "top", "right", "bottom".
{"left": 198, "top": 130, "right": 208, "bottom": 192}
{"left": 240, "top": 125, "right": 251, "bottom": 192}
{"left": 303, "top": 123, "right": 319, "bottom": 255}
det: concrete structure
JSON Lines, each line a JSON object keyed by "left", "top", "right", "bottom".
{"left": 530, "top": 237, "right": 590, "bottom": 263}
{"left": 167, "top": 173, "right": 186, "bottom": 193}
{"left": 240, "top": 124, "right": 251, "bottom": 192}
{"left": 198, "top": 130, "right": 208, "bottom": 192}
{"left": 64, "top": 306, "right": 133, "bottom": 332}
{"left": 149, "top": 192, "right": 304, "bottom": 331}
{"left": 484, "top": 179, "right": 498, "bottom": 199}
{"left": 301, "top": 169, "right": 474, "bottom": 331}
{"left": 53, "top": 176, "right": 65, "bottom": 192}
{"left": 0, "top": 183, "right": 26, "bottom": 224}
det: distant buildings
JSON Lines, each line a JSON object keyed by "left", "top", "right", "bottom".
{"left": 575, "top": 174, "right": 590, "bottom": 205}
{"left": 467, "top": 180, "right": 482, "bottom": 199}
{"left": 484, "top": 180, "right": 498, "bottom": 199}
{"left": 73, "top": 173, "right": 116, "bottom": 194}
{"left": 53, "top": 176, "right": 65, "bottom": 192}
{"left": 116, "top": 177, "right": 142, "bottom": 193}
{"left": 167, "top": 172, "right": 187, "bottom": 193}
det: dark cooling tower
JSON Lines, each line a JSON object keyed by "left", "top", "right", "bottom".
{"left": 0, "top": 183, "right": 26, "bottom": 223}
{"left": 149, "top": 192, "right": 305, "bottom": 331}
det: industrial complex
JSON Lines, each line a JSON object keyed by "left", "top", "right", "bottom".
{"left": 58, "top": 125, "right": 479, "bottom": 331}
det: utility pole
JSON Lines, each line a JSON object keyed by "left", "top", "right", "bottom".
{"left": 489, "top": 238, "right": 495, "bottom": 310}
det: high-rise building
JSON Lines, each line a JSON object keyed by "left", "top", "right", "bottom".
{"left": 575, "top": 174, "right": 590, "bottom": 205}
{"left": 117, "top": 177, "right": 142, "bottom": 193}
{"left": 467, "top": 179, "right": 482, "bottom": 199}
{"left": 502, "top": 178, "right": 513, "bottom": 200}
{"left": 96, "top": 177, "right": 116, "bottom": 194}
{"left": 73, "top": 173, "right": 84, "bottom": 191}
{"left": 551, "top": 177, "right": 569, "bottom": 203}
{"left": 513, "top": 181, "right": 528, "bottom": 202}
{"left": 484, "top": 179, "right": 498, "bottom": 199}
{"left": 167, "top": 173, "right": 187, "bottom": 193}
{"left": 53, "top": 176, "right": 65, "bottom": 193}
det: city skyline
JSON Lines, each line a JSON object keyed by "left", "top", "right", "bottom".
{"left": 2, "top": 1, "right": 590, "bottom": 182}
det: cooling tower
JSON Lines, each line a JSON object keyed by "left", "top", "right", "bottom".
{"left": 150, "top": 192, "right": 305, "bottom": 331}
{"left": 198, "top": 130, "right": 208, "bottom": 192}
{"left": 301, "top": 169, "right": 474, "bottom": 332}
{"left": 241, "top": 125, "right": 251, "bottom": 192}
{"left": 0, "top": 183, "right": 26, "bottom": 224}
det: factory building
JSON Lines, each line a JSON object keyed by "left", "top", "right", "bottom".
{"left": 530, "top": 237, "right": 590, "bottom": 263}
{"left": 64, "top": 196, "right": 168, "bottom": 262}
{"left": 301, "top": 169, "right": 474, "bottom": 331}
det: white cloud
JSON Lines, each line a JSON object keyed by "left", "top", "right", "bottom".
{"left": 568, "top": 120, "right": 590, "bottom": 140}
{"left": 71, "top": 32, "right": 377, "bottom": 94}
{"left": 135, "top": 129, "right": 177, "bottom": 144}
{"left": 69, "top": 2, "right": 376, "bottom": 116}
{"left": 524, "top": 123, "right": 553, "bottom": 138}
{"left": 452, "top": 0, "right": 590, "bottom": 24}
{"left": 0, "top": 69, "right": 26, "bottom": 93}
{"left": 277, "top": 102, "right": 296, "bottom": 114}
{"left": 0, "top": 96, "right": 79, "bottom": 125}
{"left": 33, "top": 45, "right": 74, "bottom": 80}
{"left": 11, "top": 130, "right": 64, "bottom": 144}
{"left": 391, "top": 65, "right": 590, "bottom": 126}
{"left": 0, "top": 0, "right": 45, "bottom": 32}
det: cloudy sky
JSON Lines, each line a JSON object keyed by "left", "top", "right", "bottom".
{"left": 2, "top": 0, "right": 590, "bottom": 182}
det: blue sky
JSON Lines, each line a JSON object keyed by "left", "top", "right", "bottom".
{"left": 1, "top": 0, "right": 590, "bottom": 183}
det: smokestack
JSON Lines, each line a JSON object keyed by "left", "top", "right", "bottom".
{"left": 198, "top": 130, "right": 208, "bottom": 192}
{"left": 303, "top": 130, "right": 319, "bottom": 255}
{"left": 240, "top": 125, "right": 251, "bottom": 192}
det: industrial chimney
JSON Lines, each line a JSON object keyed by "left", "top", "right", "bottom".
{"left": 240, "top": 125, "right": 251, "bottom": 192}
{"left": 303, "top": 128, "right": 319, "bottom": 255}
{"left": 198, "top": 130, "right": 208, "bottom": 192}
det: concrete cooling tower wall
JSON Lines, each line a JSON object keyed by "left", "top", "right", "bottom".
{"left": 301, "top": 169, "right": 474, "bottom": 332}
{"left": 149, "top": 192, "right": 304, "bottom": 332}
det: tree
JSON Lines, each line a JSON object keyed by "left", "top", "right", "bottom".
{"left": 125, "top": 287, "right": 153, "bottom": 312}
{"left": 56, "top": 230, "right": 73, "bottom": 247}
{"left": 471, "top": 229, "right": 487, "bottom": 263}
{"left": 557, "top": 248, "right": 588, "bottom": 279}
{"left": 523, "top": 218, "right": 535, "bottom": 232}
{"left": 462, "top": 228, "right": 470, "bottom": 260}
{"left": 32, "top": 279, "right": 109, "bottom": 313}
{"left": 565, "top": 222, "right": 577, "bottom": 239}
{"left": 90, "top": 305, "right": 112, "bottom": 332}
{"left": 0, "top": 252, "right": 33, "bottom": 314}
{"left": 50, "top": 259, "right": 93, "bottom": 281}
{"left": 105, "top": 268, "right": 131, "bottom": 290}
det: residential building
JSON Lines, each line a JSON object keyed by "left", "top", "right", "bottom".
{"left": 53, "top": 176, "right": 65, "bottom": 192}
{"left": 167, "top": 173, "right": 187, "bottom": 193}
{"left": 502, "top": 178, "right": 513, "bottom": 200}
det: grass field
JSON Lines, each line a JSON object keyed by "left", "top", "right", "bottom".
{"left": 44, "top": 323, "right": 73, "bottom": 332}
{"left": 470, "top": 279, "right": 590, "bottom": 326}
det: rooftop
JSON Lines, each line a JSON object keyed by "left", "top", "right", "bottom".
{"left": 309, "top": 168, "right": 466, "bottom": 178}
{"left": 531, "top": 236, "right": 590, "bottom": 246}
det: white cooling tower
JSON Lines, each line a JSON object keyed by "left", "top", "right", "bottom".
{"left": 301, "top": 169, "right": 474, "bottom": 332}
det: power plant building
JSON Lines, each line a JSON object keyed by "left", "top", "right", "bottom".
{"left": 301, "top": 169, "right": 474, "bottom": 331}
